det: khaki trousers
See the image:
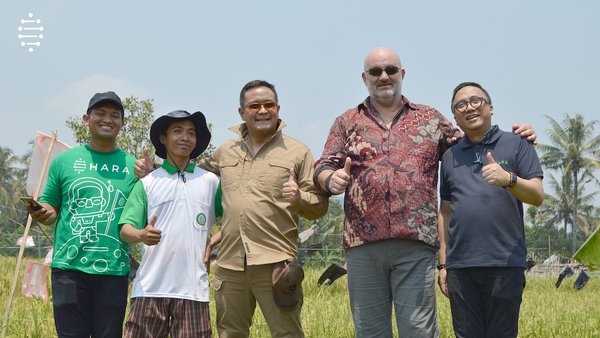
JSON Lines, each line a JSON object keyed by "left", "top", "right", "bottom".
{"left": 213, "top": 264, "right": 304, "bottom": 338}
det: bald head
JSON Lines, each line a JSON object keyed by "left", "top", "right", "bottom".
{"left": 364, "top": 47, "right": 402, "bottom": 71}
{"left": 362, "top": 47, "right": 405, "bottom": 109}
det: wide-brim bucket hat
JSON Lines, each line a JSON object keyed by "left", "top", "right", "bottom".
{"left": 150, "top": 110, "right": 211, "bottom": 159}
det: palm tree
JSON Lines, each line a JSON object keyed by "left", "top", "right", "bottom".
{"left": 539, "top": 174, "right": 574, "bottom": 235}
{"left": 537, "top": 113, "right": 600, "bottom": 252}
{"left": 0, "top": 146, "right": 21, "bottom": 211}
{"left": 0, "top": 147, "right": 19, "bottom": 185}
{"left": 540, "top": 173, "right": 597, "bottom": 234}
{"left": 0, "top": 147, "right": 29, "bottom": 245}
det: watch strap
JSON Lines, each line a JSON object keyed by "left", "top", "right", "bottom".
{"left": 504, "top": 172, "right": 517, "bottom": 190}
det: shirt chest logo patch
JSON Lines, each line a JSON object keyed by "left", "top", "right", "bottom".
{"left": 196, "top": 212, "right": 207, "bottom": 227}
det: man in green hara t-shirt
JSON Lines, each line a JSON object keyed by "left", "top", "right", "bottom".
{"left": 26, "top": 91, "right": 137, "bottom": 338}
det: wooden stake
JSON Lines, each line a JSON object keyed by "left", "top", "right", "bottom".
{"left": 1, "top": 131, "right": 57, "bottom": 337}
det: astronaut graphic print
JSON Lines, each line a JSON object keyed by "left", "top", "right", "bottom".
{"left": 40, "top": 145, "right": 137, "bottom": 276}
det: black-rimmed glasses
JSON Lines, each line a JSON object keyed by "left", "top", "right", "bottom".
{"left": 366, "top": 66, "right": 401, "bottom": 77}
{"left": 453, "top": 96, "right": 489, "bottom": 113}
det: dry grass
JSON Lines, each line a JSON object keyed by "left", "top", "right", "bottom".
{"left": 1, "top": 256, "right": 599, "bottom": 337}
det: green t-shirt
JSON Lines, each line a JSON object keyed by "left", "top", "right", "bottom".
{"left": 40, "top": 145, "right": 137, "bottom": 276}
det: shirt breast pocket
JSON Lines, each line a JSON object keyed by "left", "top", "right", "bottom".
{"left": 219, "top": 159, "right": 241, "bottom": 191}
{"left": 259, "top": 158, "right": 293, "bottom": 193}
{"left": 192, "top": 201, "right": 211, "bottom": 231}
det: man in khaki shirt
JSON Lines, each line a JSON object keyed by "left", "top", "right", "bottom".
{"left": 205, "top": 80, "right": 327, "bottom": 338}
{"left": 137, "top": 80, "right": 327, "bottom": 338}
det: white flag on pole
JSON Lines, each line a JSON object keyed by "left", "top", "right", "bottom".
{"left": 15, "top": 236, "right": 35, "bottom": 248}
{"left": 26, "top": 132, "right": 71, "bottom": 197}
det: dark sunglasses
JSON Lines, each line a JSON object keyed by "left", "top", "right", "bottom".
{"left": 366, "top": 66, "right": 401, "bottom": 77}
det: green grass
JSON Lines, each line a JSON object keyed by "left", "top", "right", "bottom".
{"left": 1, "top": 256, "right": 599, "bottom": 337}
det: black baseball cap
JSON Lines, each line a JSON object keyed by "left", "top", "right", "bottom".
{"left": 87, "top": 91, "right": 124, "bottom": 115}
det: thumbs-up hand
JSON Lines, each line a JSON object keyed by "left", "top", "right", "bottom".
{"left": 343, "top": 157, "right": 351, "bottom": 175}
{"left": 282, "top": 168, "right": 301, "bottom": 204}
{"left": 328, "top": 157, "right": 352, "bottom": 195}
{"left": 134, "top": 148, "right": 155, "bottom": 179}
{"left": 140, "top": 215, "right": 162, "bottom": 246}
{"left": 482, "top": 152, "right": 510, "bottom": 187}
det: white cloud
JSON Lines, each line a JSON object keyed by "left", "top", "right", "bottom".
{"left": 44, "top": 74, "right": 150, "bottom": 116}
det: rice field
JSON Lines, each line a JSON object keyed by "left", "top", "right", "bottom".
{"left": 1, "top": 256, "right": 599, "bottom": 337}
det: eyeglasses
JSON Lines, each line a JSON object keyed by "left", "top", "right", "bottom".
{"left": 453, "top": 96, "right": 489, "bottom": 113}
{"left": 366, "top": 66, "right": 401, "bottom": 77}
{"left": 245, "top": 102, "right": 278, "bottom": 113}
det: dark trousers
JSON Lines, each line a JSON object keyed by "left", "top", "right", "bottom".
{"left": 447, "top": 267, "right": 525, "bottom": 338}
{"left": 51, "top": 268, "right": 128, "bottom": 338}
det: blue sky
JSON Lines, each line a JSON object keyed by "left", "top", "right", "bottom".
{"left": 2, "top": 1, "right": 599, "bottom": 195}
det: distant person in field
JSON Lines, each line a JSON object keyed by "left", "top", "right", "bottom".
{"left": 25, "top": 91, "right": 136, "bottom": 337}
{"left": 437, "top": 82, "right": 544, "bottom": 338}
{"left": 119, "top": 110, "right": 221, "bottom": 337}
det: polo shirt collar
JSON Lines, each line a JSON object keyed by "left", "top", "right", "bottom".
{"left": 161, "top": 160, "right": 195, "bottom": 174}
{"left": 460, "top": 125, "right": 501, "bottom": 149}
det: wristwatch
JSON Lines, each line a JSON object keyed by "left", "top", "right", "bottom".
{"left": 504, "top": 172, "right": 517, "bottom": 190}
{"left": 436, "top": 264, "right": 446, "bottom": 270}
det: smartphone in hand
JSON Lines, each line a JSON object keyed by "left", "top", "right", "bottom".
{"left": 20, "top": 196, "right": 43, "bottom": 211}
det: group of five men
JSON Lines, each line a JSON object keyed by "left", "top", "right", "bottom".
{"left": 27, "top": 46, "right": 542, "bottom": 338}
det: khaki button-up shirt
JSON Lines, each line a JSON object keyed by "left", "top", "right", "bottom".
{"left": 200, "top": 120, "right": 328, "bottom": 271}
